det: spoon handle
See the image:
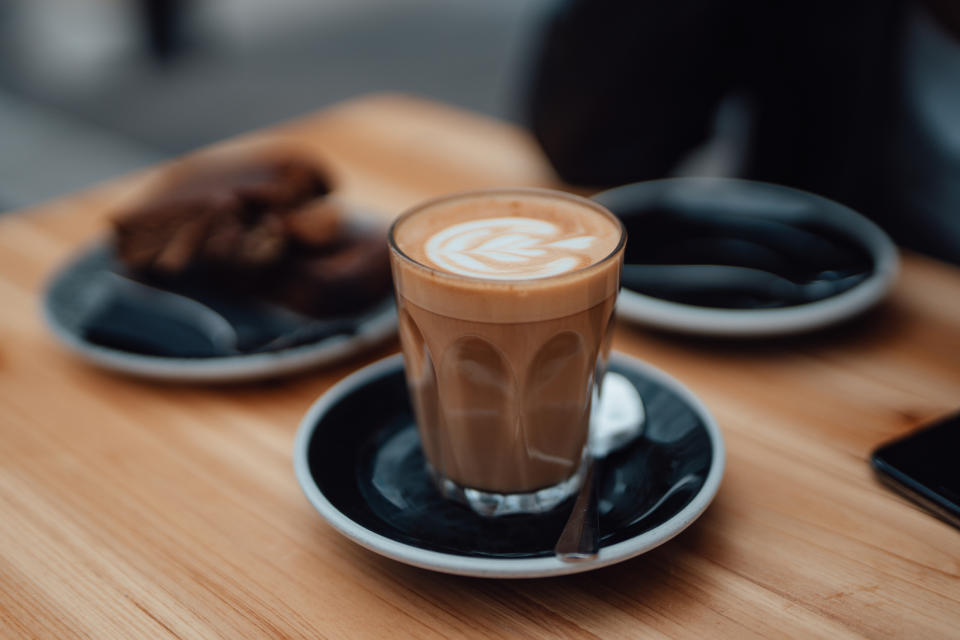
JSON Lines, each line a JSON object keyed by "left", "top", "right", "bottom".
{"left": 554, "top": 459, "right": 600, "bottom": 562}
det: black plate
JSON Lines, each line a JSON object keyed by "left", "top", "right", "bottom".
{"left": 294, "top": 353, "right": 724, "bottom": 577}
{"left": 43, "top": 242, "right": 396, "bottom": 382}
{"left": 594, "top": 178, "right": 898, "bottom": 337}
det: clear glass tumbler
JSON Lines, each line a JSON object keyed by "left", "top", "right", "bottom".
{"left": 388, "top": 188, "right": 625, "bottom": 516}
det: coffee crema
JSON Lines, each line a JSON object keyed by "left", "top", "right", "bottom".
{"left": 392, "top": 191, "right": 623, "bottom": 322}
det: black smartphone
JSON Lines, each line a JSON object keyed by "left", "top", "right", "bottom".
{"left": 871, "top": 411, "right": 960, "bottom": 530}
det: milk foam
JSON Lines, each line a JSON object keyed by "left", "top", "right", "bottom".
{"left": 424, "top": 217, "right": 598, "bottom": 280}
{"left": 390, "top": 190, "right": 624, "bottom": 322}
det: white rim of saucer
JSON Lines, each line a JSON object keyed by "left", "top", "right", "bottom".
{"left": 596, "top": 178, "right": 900, "bottom": 337}
{"left": 42, "top": 244, "right": 397, "bottom": 383}
{"left": 293, "top": 351, "right": 725, "bottom": 579}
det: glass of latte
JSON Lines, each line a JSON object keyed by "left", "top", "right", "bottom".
{"left": 389, "top": 188, "right": 626, "bottom": 516}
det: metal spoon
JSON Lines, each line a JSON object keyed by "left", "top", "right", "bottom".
{"left": 554, "top": 372, "right": 645, "bottom": 562}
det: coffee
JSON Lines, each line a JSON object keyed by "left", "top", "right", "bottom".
{"left": 389, "top": 189, "right": 625, "bottom": 515}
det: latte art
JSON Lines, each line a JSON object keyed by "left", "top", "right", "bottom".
{"left": 425, "top": 217, "right": 598, "bottom": 280}
{"left": 391, "top": 190, "right": 624, "bottom": 318}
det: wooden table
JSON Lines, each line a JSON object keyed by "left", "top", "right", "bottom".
{"left": 1, "top": 94, "right": 958, "bottom": 639}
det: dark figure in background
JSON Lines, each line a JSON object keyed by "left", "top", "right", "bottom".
{"left": 527, "top": 0, "right": 960, "bottom": 264}
{"left": 139, "top": 0, "right": 190, "bottom": 61}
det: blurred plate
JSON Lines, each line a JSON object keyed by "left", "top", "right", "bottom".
{"left": 595, "top": 178, "right": 899, "bottom": 337}
{"left": 43, "top": 242, "right": 396, "bottom": 383}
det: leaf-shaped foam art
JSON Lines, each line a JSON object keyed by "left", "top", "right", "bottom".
{"left": 425, "top": 217, "right": 597, "bottom": 280}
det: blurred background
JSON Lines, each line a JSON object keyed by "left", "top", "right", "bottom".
{"left": 0, "top": 0, "right": 553, "bottom": 209}
{"left": 1, "top": 0, "right": 957, "bottom": 263}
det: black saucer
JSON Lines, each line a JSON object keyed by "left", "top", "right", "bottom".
{"left": 293, "top": 353, "right": 724, "bottom": 578}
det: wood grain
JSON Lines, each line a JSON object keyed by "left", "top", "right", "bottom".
{"left": 1, "top": 94, "right": 958, "bottom": 639}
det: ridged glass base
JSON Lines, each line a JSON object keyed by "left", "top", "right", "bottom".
{"left": 428, "top": 460, "right": 587, "bottom": 517}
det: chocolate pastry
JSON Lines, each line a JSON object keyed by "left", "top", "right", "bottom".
{"left": 114, "top": 153, "right": 334, "bottom": 274}
{"left": 111, "top": 150, "right": 391, "bottom": 318}
{"left": 273, "top": 229, "right": 393, "bottom": 316}
{"left": 283, "top": 198, "right": 343, "bottom": 249}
